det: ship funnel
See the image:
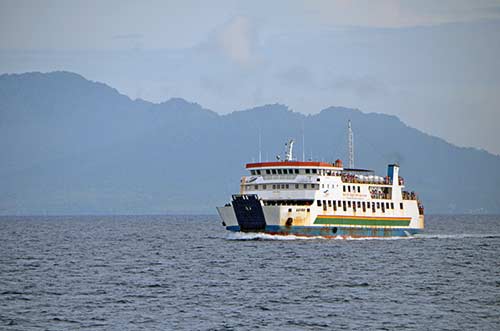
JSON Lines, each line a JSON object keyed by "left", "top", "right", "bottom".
{"left": 388, "top": 163, "right": 401, "bottom": 200}
{"left": 388, "top": 164, "right": 399, "bottom": 184}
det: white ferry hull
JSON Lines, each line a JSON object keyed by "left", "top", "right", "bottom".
{"left": 217, "top": 194, "right": 424, "bottom": 238}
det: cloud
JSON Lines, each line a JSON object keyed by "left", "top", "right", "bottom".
{"left": 322, "top": 75, "right": 386, "bottom": 99}
{"left": 111, "top": 34, "right": 144, "bottom": 40}
{"left": 275, "top": 66, "right": 314, "bottom": 87}
{"left": 217, "top": 16, "right": 255, "bottom": 65}
{"left": 300, "top": 0, "right": 500, "bottom": 28}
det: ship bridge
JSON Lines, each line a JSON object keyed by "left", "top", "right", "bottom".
{"left": 241, "top": 160, "right": 344, "bottom": 202}
{"left": 247, "top": 161, "right": 343, "bottom": 176}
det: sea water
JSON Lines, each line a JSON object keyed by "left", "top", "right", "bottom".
{"left": 1, "top": 215, "right": 499, "bottom": 330}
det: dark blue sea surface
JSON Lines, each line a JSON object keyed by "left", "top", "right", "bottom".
{"left": 0, "top": 215, "right": 499, "bottom": 330}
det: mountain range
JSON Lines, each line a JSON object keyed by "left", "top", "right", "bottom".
{"left": 1, "top": 71, "right": 499, "bottom": 214}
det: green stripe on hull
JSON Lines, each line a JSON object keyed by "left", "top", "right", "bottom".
{"left": 314, "top": 217, "right": 411, "bottom": 227}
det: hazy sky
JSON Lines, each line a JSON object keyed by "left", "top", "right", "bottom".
{"left": 1, "top": 0, "right": 500, "bottom": 154}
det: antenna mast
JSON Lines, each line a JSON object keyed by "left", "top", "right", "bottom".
{"left": 285, "top": 139, "right": 294, "bottom": 161}
{"left": 348, "top": 120, "right": 354, "bottom": 168}
{"left": 258, "top": 131, "right": 262, "bottom": 162}
{"left": 302, "top": 124, "right": 305, "bottom": 162}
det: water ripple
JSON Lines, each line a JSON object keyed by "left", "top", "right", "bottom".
{"left": 0, "top": 215, "right": 499, "bottom": 330}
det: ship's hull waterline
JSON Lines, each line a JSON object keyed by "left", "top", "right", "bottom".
{"left": 225, "top": 225, "right": 422, "bottom": 238}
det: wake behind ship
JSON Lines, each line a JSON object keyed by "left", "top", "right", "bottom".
{"left": 217, "top": 137, "right": 424, "bottom": 238}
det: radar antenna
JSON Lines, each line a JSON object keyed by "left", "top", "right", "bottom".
{"left": 348, "top": 120, "right": 354, "bottom": 168}
{"left": 285, "top": 139, "right": 294, "bottom": 161}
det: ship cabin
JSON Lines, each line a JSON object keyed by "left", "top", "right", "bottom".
{"left": 240, "top": 160, "right": 422, "bottom": 215}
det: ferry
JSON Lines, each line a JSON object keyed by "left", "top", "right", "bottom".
{"left": 217, "top": 130, "right": 424, "bottom": 238}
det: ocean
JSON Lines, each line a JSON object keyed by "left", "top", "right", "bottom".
{"left": 1, "top": 215, "right": 499, "bottom": 330}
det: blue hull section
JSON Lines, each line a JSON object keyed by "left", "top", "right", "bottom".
{"left": 226, "top": 225, "right": 422, "bottom": 237}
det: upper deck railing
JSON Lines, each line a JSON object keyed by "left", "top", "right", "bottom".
{"left": 342, "top": 174, "right": 405, "bottom": 186}
{"left": 402, "top": 191, "right": 418, "bottom": 200}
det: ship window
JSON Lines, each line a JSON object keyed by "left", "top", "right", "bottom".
{"left": 295, "top": 184, "right": 299, "bottom": 189}
{"left": 357, "top": 201, "right": 361, "bottom": 208}
{"left": 333, "top": 201, "right": 337, "bottom": 211}
{"left": 307, "top": 208, "right": 310, "bottom": 212}
{"left": 382, "top": 204, "right": 385, "bottom": 212}
{"left": 272, "top": 169, "right": 277, "bottom": 174}
{"left": 288, "top": 208, "right": 292, "bottom": 212}
{"left": 278, "top": 169, "right": 282, "bottom": 174}
{"left": 386, "top": 202, "right": 390, "bottom": 209}
{"left": 343, "top": 201, "right": 347, "bottom": 211}
{"left": 312, "top": 169, "right": 317, "bottom": 174}
{"left": 328, "top": 200, "right": 332, "bottom": 207}
{"left": 348, "top": 186, "right": 351, "bottom": 192}
{"left": 377, "top": 202, "right": 380, "bottom": 209}
{"left": 391, "top": 202, "right": 394, "bottom": 209}
{"left": 348, "top": 201, "right": 351, "bottom": 208}
{"left": 254, "top": 185, "right": 258, "bottom": 190}
{"left": 372, "top": 203, "right": 376, "bottom": 212}
{"left": 283, "top": 169, "right": 288, "bottom": 174}
{"left": 285, "top": 184, "right": 289, "bottom": 189}
{"left": 266, "top": 169, "right": 271, "bottom": 174}
{"left": 263, "top": 185, "right": 267, "bottom": 189}
{"left": 322, "top": 184, "right": 325, "bottom": 188}
{"left": 317, "top": 200, "right": 322, "bottom": 206}
{"left": 305, "top": 169, "right": 310, "bottom": 174}
{"left": 362, "top": 202, "right": 366, "bottom": 212}
{"left": 281, "top": 184, "right": 285, "bottom": 189}
{"left": 257, "top": 170, "right": 261, "bottom": 175}
{"left": 272, "top": 184, "right": 276, "bottom": 189}
{"left": 338, "top": 200, "right": 341, "bottom": 206}
{"left": 303, "top": 184, "right": 307, "bottom": 189}
{"left": 294, "top": 169, "right": 299, "bottom": 174}
{"left": 343, "top": 186, "right": 346, "bottom": 192}
{"left": 323, "top": 200, "right": 327, "bottom": 211}
{"left": 251, "top": 170, "right": 256, "bottom": 175}
{"left": 400, "top": 202, "right": 404, "bottom": 209}
{"left": 357, "top": 186, "right": 361, "bottom": 193}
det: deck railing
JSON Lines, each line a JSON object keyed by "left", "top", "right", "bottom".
{"left": 402, "top": 191, "right": 418, "bottom": 200}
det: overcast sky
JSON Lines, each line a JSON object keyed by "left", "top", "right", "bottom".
{"left": 1, "top": 0, "right": 500, "bottom": 155}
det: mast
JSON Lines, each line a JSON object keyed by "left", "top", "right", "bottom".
{"left": 285, "top": 139, "right": 294, "bottom": 161}
{"left": 348, "top": 120, "right": 354, "bottom": 168}
{"left": 258, "top": 130, "right": 262, "bottom": 162}
{"left": 302, "top": 125, "right": 305, "bottom": 162}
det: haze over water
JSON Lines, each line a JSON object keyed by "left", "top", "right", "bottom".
{"left": 1, "top": 215, "right": 498, "bottom": 330}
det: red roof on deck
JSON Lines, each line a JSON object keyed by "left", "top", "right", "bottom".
{"left": 246, "top": 161, "right": 337, "bottom": 168}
